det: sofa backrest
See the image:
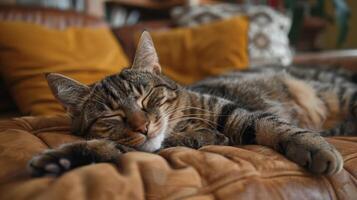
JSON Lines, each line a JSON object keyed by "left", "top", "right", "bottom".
{"left": 0, "top": 5, "right": 105, "bottom": 28}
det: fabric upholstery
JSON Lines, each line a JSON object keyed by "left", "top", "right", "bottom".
{"left": 0, "top": 115, "right": 356, "bottom": 200}
{"left": 0, "top": 21, "right": 129, "bottom": 116}
{"left": 150, "top": 16, "right": 249, "bottom": 84}
{"left": 171, "top": 4, "right": 293, "bottom": 66}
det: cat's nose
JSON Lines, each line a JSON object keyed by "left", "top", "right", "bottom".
{"left": 127, "top": 111, "right": 149, "bottom": 135}
{"left": 134, "top": 122, "right": 148, "bottom": 135}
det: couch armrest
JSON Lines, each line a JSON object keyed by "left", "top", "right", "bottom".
{"left": 293, "top": 50, "right": 357, "bottom": 72}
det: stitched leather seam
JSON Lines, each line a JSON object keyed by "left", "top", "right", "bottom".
{"left": 34, "top": 134, "right": 51, "bottom": 148}
{"left": 18, "top": 118, "right": 35, "bottom": 131}
{"left": 322, "top": 176, "right": 337, "bottom": 200}
{"left": 343, "top": 153, "right": 357, "bottom": 163}
{"left": 343, "top": 167, "right": 357, "bottom": 182}
{"left": 18, "top": 127, "right": 51, "bottom": 148}
{"left": 0, "top": 128, "right": 49, "bottom": 148}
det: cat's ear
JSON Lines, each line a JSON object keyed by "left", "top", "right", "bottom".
{"left": 131, "top": 31, "right": 161, "bottom": 74}
{"left": 46, "top": 73, "right": 90, "bottom": 113}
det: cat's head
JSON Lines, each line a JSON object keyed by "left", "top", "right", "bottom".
{"left": 46, "top": 31, "right": 180, "bottom": 152}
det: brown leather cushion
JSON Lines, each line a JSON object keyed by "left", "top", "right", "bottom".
{"left": 0, "top": 115, "right": 356, "bottom": 199}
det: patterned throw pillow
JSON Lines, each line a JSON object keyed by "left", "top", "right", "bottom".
{"left": 171, "top": 4, "right": 293, "bottom": 66}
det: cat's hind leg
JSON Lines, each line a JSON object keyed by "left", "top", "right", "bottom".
{"left": 315, "top": 83, "right": 357, "bottom": 134}
{"left": 322, "top": 120, "right": 357, "bottom": 136}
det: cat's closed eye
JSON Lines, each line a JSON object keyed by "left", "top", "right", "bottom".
{"left": 142, "top": 86, "right": 177, "bottom": 108}
{"left": 89, "top": 117, "right": 120, "bottom": 138}
{"left": 97, "top": 115, "right": 123, "bottom": 127}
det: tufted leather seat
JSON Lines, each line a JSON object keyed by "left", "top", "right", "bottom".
{"left": 0, "top": 115, "right": 356, "bottom": 200}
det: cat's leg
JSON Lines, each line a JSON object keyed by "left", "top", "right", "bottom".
{"left": 322, "top": 120, "right": 357, "bottom": 136}
{"left": 28, "top": 139, "right": 135, "bottom": 177}
{"left": 162, "top": 128, "right": 229, "bottom": 149}
{"left": 221, "top": 109, "right": 343, "bottom": 175}
{"left": 315, "top": 83, "right": 357, "bottom": 135}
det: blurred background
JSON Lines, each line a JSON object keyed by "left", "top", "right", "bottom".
{"left": 1, "top": 0, "right": 355, "bottom": 51}
{"left": 1, "top": 0, "right": 357, "bottom": 116}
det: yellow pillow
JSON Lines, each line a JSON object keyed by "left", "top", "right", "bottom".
{"left": 150, "top": 16, "right": 249, "bottom": 84}
{"left": 0, "top": 21, "right": 129, "bottom": 115}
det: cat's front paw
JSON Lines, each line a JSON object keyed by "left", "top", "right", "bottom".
{"left": 28, "top": 149, "right": 75, "bottom": 177}
{"left": 282, "top": 134, "right": 343, "bottom": 175}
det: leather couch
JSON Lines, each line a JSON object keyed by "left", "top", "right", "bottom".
{"left": 0, "top": 5, "right": 356, "bottom": 200}
{"left": 0, "top": 115, "right": 356, "bottom": 199}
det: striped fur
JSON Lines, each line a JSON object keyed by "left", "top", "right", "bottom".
{"left": 29, "top": 32, "right": 356, "bottom": 177}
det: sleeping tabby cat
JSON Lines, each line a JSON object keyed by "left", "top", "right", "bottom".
{"left": 29, "top": 32, "right": 356, "bottom": 177}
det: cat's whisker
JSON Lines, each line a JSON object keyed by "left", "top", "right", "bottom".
{"left": 165, "top": 106, "right": 217, "bottom": 114}
{"left": 168, "top": 116, "right": 217, "bottom": 129}
{"left": 90, "top": 92, "right": 106, "bottom": 101}
{"left": 162, "top": 110, "right": 233, "bottom": 120}
{"left": 168, "top": 115, "right": 218, "bottom": 123}
{"left": 163, "top": 112, "right": 219, "bottom": 128}
{"left": 161, "top": 107, "right": 196, "bottom": 117}
{"left": 163, "top": 106, "right": 207, "bottom": 114}
{"left": 161, "top": 106, "right": 232, "bottom": 119}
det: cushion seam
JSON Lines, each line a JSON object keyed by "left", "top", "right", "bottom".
{"left": 28, "top": 131, "right": 50, "bottom": 148}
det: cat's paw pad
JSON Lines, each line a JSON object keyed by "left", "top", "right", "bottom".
{"left": 283, "top": 135, "right": 343, "bottom": 175}
{"left": 28, "top": 150, "right": 73, "bottom": 177}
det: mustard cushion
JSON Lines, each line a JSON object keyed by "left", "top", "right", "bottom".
{"left": 150, "top": 16, "right": 249, "bottom": 84}
{"left": 0, "top": 21, "right": 129, "bottom": 115}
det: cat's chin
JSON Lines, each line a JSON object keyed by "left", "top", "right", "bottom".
{"left": 137, "top": 132, "right": 165, "bottom": 152}
{"left": 137, "top": 118, "right": 168, "bottom": 152}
